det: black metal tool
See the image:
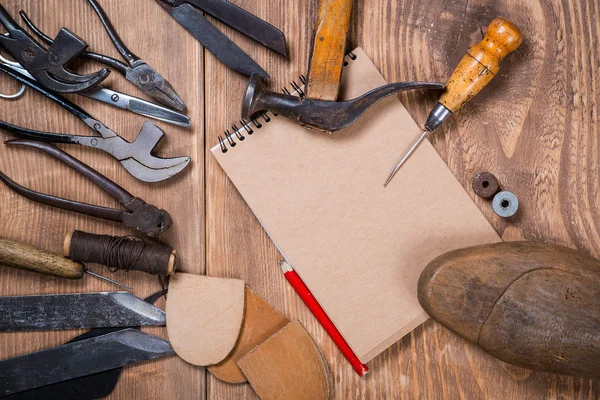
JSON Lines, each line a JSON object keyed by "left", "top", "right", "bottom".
{"left": 155, "top": 0, "right": 287, "bottom": 78}
{"left": 0, "top": 328, "right": 174, "bottom": 397}
{"left": 0, "top": 64, "right": 190, "bottom": 182}
{"left": 0, "top": 139, "right": 172, "bottom": 237}
{"left": 0, "top": 4, "right": 109, "bottom": 93}
{"left": 20, "top": 0, "right": 186, "bottom": 111}
{"left": 0, "top": 56, "right": 191, "bottom": 127}
{"left": 0, "top": 292, "right": 166, "bottom": 331}
{"left": 0, "top": 290, "right": 167, "bottom": 400}
{"left": 242, "top": 73, "right": 445, "bottom": 131}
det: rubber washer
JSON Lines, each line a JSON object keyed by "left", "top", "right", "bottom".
{"left": 492, "top": 191, "right": 519, "bottom": 218}
{"left": 472, "top": 172, "right": 500, "bottom": 198}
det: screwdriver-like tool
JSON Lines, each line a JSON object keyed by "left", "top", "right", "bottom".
{"left": 0, "top": 237, "right": 130, "bottom": 289}
{"left": 384, "top": 18, "right": 522, "bottom": 187}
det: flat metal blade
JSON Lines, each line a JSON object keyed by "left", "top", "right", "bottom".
{"left": 0, "top": 329, "right": 174, "bottom": 396}
{"left": 160, "top": 2, "right": 269, "bottom": 78}
{"left": 80, "top": 87, "right": 191, "bottom": 127}
{"left": 0, "top": 292, "right": 166, "bottom": 331}
{"left": 176, "top": 0, "right": 287, "bottom": 56}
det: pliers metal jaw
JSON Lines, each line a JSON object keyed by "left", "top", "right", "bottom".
{"left": 0, "top": 140, "right": 172, "bottom": 237}
{"left": 0, "top": 4, "right": 109, "bottom": 93}
{"left": 0, "top": 63, "right": 191, "bottom": 183}
{"left": 19, "top": 0, "right": 185, "bottom": 111}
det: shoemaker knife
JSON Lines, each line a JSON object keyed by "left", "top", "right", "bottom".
{"left": 0, "top": 292, "right": 166, "bottom": 331}
{"left": 0, "top": 329, "right": 174, "bottom": 396}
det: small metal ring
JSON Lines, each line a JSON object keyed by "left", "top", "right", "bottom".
{"left": 0, "top": 83, "right": 26, "bottom": 99}
{"left": 0, "top": 53, "right": 27, "bottom": 99}
{"left": 492, "top": 191, "right": 519, "bottom": 218}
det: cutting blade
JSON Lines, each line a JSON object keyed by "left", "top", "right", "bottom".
{"left": 0, "top": 292, "right": 166, "bottom": 331}
{"left": 159, "top": 1, "right": 269, "bottom": 78}
{"left": 80, "top": 87, "right": 191, "bottom": 127}
{"left": 174, "top": 0, "right": 287, "bottom": 56}
{"left": 0, "top": 329, "right": 174, "bottom": 396}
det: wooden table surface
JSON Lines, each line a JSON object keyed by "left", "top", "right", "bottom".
{"left": 0, "top": 0, "right": 598, "bottom": 399}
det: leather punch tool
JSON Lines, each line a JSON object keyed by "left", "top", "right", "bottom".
{"left": 0, "top": 64, "right": 191, "bottom": 183}
{"left": 20, "top": 0, "right": 185, "bottom": 111}
{"left": 0, "top": 3, "right": 109, "bottom": 93}
{"left": 0, "top": 140, "right": 172, "bottom": 238}
{"left": 155, "top": 0, "right": 287, "bottom": 78}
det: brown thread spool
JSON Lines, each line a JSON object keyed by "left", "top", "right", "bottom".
{"left": 64, "top": 230, "right": 176, "bottom": 276}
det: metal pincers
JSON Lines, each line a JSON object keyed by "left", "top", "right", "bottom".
{"left": 0, "top": 4, "right": 109, "bottom": 93}
{"left": 0, "top": 140, "right": 173, "bottom": 237}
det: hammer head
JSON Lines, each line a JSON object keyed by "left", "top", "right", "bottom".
{"left": 242, "top": 73, "right": 269, "bottom": 120}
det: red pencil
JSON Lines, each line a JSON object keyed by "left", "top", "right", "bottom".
{"left": 280, "top": 261, "right": 369, "bottom": 377}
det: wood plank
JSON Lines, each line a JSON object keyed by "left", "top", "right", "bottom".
{"left": 205, "top": 0, "right": 600, "bottom": 399}
{"left": 0, "top": 0, "right": 205, "bottom": 398}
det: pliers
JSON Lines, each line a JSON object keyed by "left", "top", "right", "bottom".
{"left": 20, "top": 0, "right": 185, "bottom": 111}
{"left": 0, "top": 63, "right": 190, "bottom": 183}
{"left": 0, "top": 139, "right": 172, "bottom": 238}
{"left": 0, "top": 3, "right": 110, "bottom": 93}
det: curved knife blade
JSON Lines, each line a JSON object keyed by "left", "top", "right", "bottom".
{"left": 158, "top": 1, "right": 269, "bottom": 78}
{"left": 0, "top": 329, "right": 174, "bottom": 396}
{"left": 172, "top": 0, "right": 287, "bottom": 56}
{"left": 0, "top": 292, "right": 166, "bottom": 331}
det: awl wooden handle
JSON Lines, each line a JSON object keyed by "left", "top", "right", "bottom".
{"left": 0, "top": 237, "right": 84, "bottom": 279}
{"left": 306, "top": 0, "right": 353, "bottom": 101}
{"left": 440, "top": 18, "right": 522, "bottom": 112}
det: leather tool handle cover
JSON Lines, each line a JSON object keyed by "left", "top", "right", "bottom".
{"left": 440, "top": 18, "right": 522, "bottom": 112}
{"left": 0, "top": 237, "right": 84, "bottom": 279}
{"left": 306, "top": 0, "right": 353, "bottom": 101}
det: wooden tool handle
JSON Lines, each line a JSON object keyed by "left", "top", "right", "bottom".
{"left": 305, "top": 0, "right": 353, "bottom": 101}
{"left": 440, "top": 18, "right": 522, "bottom": 112}
{"left": 0, "top": 237, "right": 84, "bottom": 279}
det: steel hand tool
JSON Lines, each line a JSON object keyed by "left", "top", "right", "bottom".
{"left": 0, "top": 236, "right": 128, "bottom": 288}
{"left": 0, "top": 329, "right": 174, "bottom": 397}
{"left": 0, "top": 64, "right": 191, "bottom": 182}
{"left": 0, "top": 290, "right": 166, "bottom": 400}
{"left": 306, "top": 0, "right": 353, "bottom": 101}
{"left": 242, "top": 73, "right": 444, "bottom": 131}
{"left": 19, "top": 2, "right": 185, "bottom": 111}
{"left": 0, "top": 292, "right": 165, "bottom": 331}
{"left": 0, "top": 55, "right": 191, "bottom": 127}
{"left": 384, "top": 18, "right": 522, "bottom": 187}
{"left": 155, "top": 0, "right": 287, "bottom": 78}
{"left": 0, "top": 140, "right": 172, "bottom": 237}
{"left": 0, "top": 4, "right": 109, "bottom": 93}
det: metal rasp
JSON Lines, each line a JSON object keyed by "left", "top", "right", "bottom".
{"left": 0, "top": 292, "right": 166, "bottom": 331}
{"left": 0, "top": 329, "right": 174, "bottom": 396}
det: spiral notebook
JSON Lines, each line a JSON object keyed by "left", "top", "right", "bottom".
{"left": 211, "top": 48, "right": 500, "bottom": 363}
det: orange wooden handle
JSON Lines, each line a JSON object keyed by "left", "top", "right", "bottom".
{"left": 306, "top": 0, "right": 353, "bottom": 101}
{"left": 440, "top": 18, "right": 522, "bottom": 112}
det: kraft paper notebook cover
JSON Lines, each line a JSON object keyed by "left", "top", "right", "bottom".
{"left": 211, "top": 48, "right": 500, "bottom": 363}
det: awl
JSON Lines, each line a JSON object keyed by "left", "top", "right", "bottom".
{"left": 0, "top": 236, "right": 129, "bottom": 288}
{"left": 0, "top": 292, "right": 166, "bottom": 331}
{"left": 384, "top": 18, "right": 523, "bottom": 186}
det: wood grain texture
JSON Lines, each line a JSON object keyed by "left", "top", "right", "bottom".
{"left": 305, "top": 0, "right": 353, "bottom": 101}
{"left": 0, "top": 0, "right": 599, "bottom": 398}
{"left": 0, "top": 0, "right": 205, "bottom": 399}
{"left": 205, "top": 0, "right": 600, "bottom": 399}
{"left": 418, "top": 241, "right": 600, "bottom": 378}
{"left": 0, "top": 236, "right": 84, "bottom": 279}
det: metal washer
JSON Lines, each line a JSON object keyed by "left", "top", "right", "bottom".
{"left": 492, "top": 191, "right": 519, "bottom": 218}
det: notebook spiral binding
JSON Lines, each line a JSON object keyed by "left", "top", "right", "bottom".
{"left": 218, "top": 51, "right": 358, "bottom": 153}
